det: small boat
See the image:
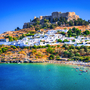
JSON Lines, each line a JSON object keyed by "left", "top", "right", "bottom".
{"left": 82, "top": 70, "right": 86, "bottom": 72}
{"left": 18, "top": 62, "right": 21, "bottom": 64}
{"left": 79, "top": 73, "right": 82, "bottom": 75}
{"left": 76, "top": 67, "right": 79, "bottom": 69}
{"left": 79, "top": 69, "right": 83, "bottom": 71}
{"left": 73, "top": 67, "right": 76, "bottom": 68}
{"left": 8, "top": 62, "right": 10, "bottom": 64}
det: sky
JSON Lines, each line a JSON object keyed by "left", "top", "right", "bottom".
{"left": 0, "top": 0, "right": 90, "bottom": 34}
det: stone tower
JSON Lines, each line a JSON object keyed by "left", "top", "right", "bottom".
{"left": 34, "top": 16, "right": 36, "bottom": 19}
{"left": 39, "top": 16, "right": 43, "bottom": 20}
{"left": 52, "top": 12, "right": 60, "bottom": 18}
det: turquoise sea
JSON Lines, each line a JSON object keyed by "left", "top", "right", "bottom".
{"left": 0, "top": 63, "right": 90, "bottom": 90}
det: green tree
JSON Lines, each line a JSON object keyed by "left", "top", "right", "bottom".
{"left": 80, "top": 45, "right": 85, "bottom": 49}
{"left": 57, "top": 45, "right": 60, "bottom": 48}
{"left": 7, "top": 36, "right": 13, "bottom": 42}
{"left": 13, "top": 37, "right": 18, "bottom": 41}
{"left": 36, "top": 20, "right": 40, "bottom": 25}
{"left": 44, "top": 19, "right": 49, "bottom": 23}
{"left": 76, "top": 46, "right": 80, "bottom": 50}
{"left": 62, "top": 44, "right": 69, "bottom": 49}
{"left": 46, "top": 44, "right": 50, "bottom": 47}
{"left": 69, "top": 45, "right": 75, "bottom": 49}
{"left": 63, "top": 39, "right": 69, "bottom": 42}
{"left": 68, "top": 52, "right": 74, "bottom": 58}
{"left": 33, "top": 45, "right": 37, "bottom": 49}
{"left": 57, "top": 39, "right": 62, "bottom": 42}
{"left": 84, "top": 46, "right": 88, "bottom": 52}
{"left": 76, "top": 28, "right": 81, "bottom": 36}
{"left": 53, "top": 18, "right": 56, "bottom": 22}
{"left": 2, "top": 47, "right": 8, "bottom": 53}
{"left": 63, "top": 51, "right": 68, "bottom": 57}
{"left": 58, "top": 22, "right": 61, "bottom": 26}
{"left": 69, "top": 20, "right": 74, "bottom": 26}
{"left": 11, "top": 45, "right": 16, "bottom": 49}
{"left": 74, "top": 20, "right": 78, "bottom": 26}
{"left": 17, "top": 46, "right": 19, "bottom": 48}
{"left": 56, "top": 55, "right": 60, "bottom": 60}
{"left": 49, "top": 54, "right": 54, "bottom": 60}
{"left": 55, "top": 18, "right": 58, "bottom": 22}
{"left": 50, "top": 24, "right": 55, "bottom": 29}
{"left": 61, "top": 32, "right": 65, "bottom": 35}
{"left": 67, "top": 29, "right": 72, "bottom": 37}
{"left": 84, "top": 56, "right": 90, "bottom": 62}
{"left": 83, "top": 30, "right": 90, "bottom": 35}
{"left": 0, "top": 49, "right": 2, "bottom": 54}
{"left": 72, "top": 39, "right": 75, "bottom": 42}
{"left": 17, "top": 27, "right": 20, "bottom": 30}
{"left": 46, "top": 47, "right": 54, "bottom": 54}
{"left": 35, "top": 27, "right": 40, "bottom": 31}
{"left": 75, "top": 53, "right": 80, "bottom": 56}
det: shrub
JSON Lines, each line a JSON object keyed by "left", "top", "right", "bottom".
{"left": 61, "top": 32, "right": 65, "bottom": 35}
{"left": 33, "top": 45, "right": 37, "bottom": 49}
{"left": 83, "top": 30, "right": 90, "bottom": 35}
{"left": 46, "top": 44, "right": 50, "bottom": 47}
{"left": 11, "top": 45, "right": 16, "bottom": 49}
{"left": 75, "top": 53, "right": 80, "bottom": 56}
{"left": 46, "top": 47, "right": 54, "bottom": 54}
{"left": 57, "top": 39, "right": 62, "bottom": 42}
{"left": 56, "top": 56, "right": 60, "bottom": 60}
{"left": 2, "top": 47, "right": 8, "bottom": 52}
{"left": 57, "top": 45, "right": 60, "bottom": 48}
{"left": 63, "top": 39, "right": 69, "bottom": 42}
{"left": 35, "top": 27, "right": 40, "bottom": 31}
{"left": 17, "top": 46, "right": 19, "bottom": 48}
{"left": 69, "top": 45, "right": 75, "bottom": 49}
{"left": 49, "top": 54, "right": 54, "bottom": 60}
{"left": 0, "top": 49, "right": 2, "bottom": 54}
{"left": 72, "top": 39, "right": 75, "bottom": 42}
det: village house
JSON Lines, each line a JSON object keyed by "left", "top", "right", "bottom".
{"left": 0, "top": 29, "right": 90, "bottom": 47}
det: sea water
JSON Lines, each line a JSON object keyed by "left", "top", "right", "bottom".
{"left": 0, "top": 63, "right": 90, "bottom": 90}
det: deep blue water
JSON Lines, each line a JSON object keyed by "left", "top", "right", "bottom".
{"left": 0, "top": 63, "right": 90, "bottom": 90}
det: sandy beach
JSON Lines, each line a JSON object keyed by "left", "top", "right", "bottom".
{"left": 1, "top": 58, "right": 90, "bottom": 67}
{"left": 47, "top": 60, "right": 90, "bottom": 67}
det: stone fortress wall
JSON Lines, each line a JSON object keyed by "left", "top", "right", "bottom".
{"left": 23, "top": 12, "right": 79, "bottom": 28}
{"left": 39, "top": 12, "right": 79, "bottom": 21}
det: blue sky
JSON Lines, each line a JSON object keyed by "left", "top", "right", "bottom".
{"left": 0, "top": 0, "right": 90, "bottom": 34}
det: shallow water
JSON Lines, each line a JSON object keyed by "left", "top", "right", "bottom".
{"left": 0, "top": 63, "right": 90, "bottom": 90}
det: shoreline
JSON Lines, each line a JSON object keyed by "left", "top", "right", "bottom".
{"left": 1, "top": 60, "right": 90, "bottom": 67}
{"left": 47, "top": 60, "right": 90, "bottom": 67}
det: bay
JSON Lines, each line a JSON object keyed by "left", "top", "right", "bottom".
{"left": 0, "top": 63, "right": 90, "bottom": 90}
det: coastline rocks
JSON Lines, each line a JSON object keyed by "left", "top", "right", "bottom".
{"left": 24, "top": 60, "right": 32, "bottom": 63}
{"left": 0, "top": 60, "right": 33, "bottom": 63}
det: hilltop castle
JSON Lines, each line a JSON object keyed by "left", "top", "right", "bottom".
{"left": 23, "top": 12, "right": 79, "bottom": 28}
{"left": 36, "top": 12, "right": 79, "bottom": 21}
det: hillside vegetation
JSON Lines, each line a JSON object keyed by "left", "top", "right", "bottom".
{"left": 0, "top": 44, "right": 90, "bottom": 62}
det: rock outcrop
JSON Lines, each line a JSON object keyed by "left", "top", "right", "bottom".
{"left": 23, "top": 11, "right": 80, "bottom": 28}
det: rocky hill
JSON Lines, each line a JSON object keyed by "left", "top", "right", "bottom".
{"left": 23, "top": 11, "right": 80, "bottom": 28}
{"left": 0, "top": 25, "right": 90, "bottom": 40}
{"left": 0, "top": 11, "right": 90, "bottom": 40}
{"left": 0, "top": 28, "right": 35, "bottom": 39}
